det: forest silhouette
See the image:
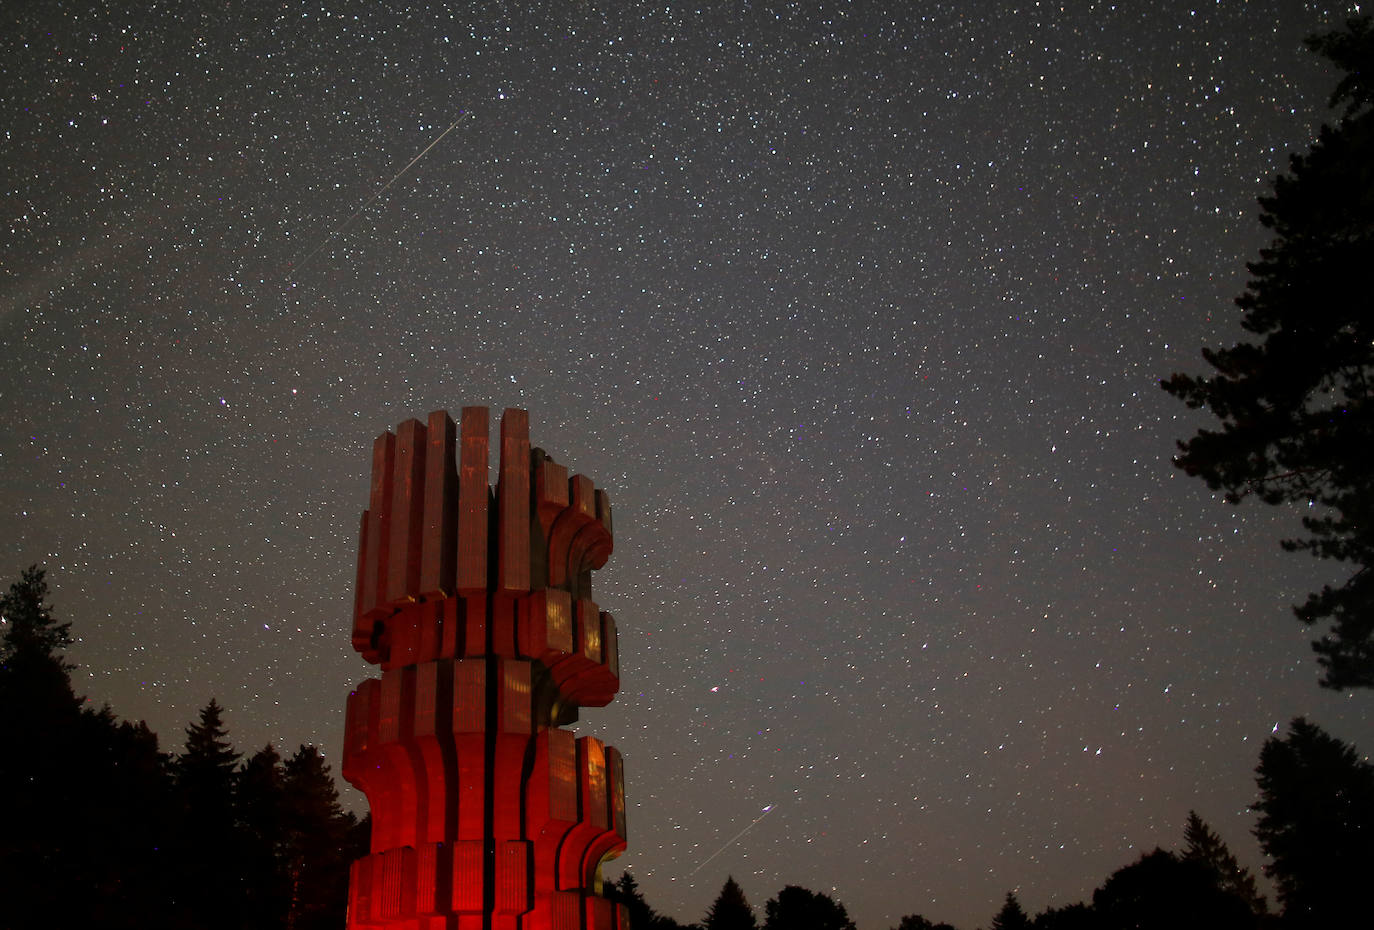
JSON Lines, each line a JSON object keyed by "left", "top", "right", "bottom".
{"left": 0, "top": 566, "right": 367, "bottom": 930}
{"left": 2, "top": 564, "right": 1371, "bottom": 928}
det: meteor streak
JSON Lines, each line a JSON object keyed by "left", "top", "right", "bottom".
{"left": 287, "top": 113, "right": 471, "bottom": 281}
{"left": 685, "top": 803, "right": 778, "bottom": 878}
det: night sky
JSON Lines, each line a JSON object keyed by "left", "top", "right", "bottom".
{"left": 3, "top": 2, "right": 1372, "bottom": 928}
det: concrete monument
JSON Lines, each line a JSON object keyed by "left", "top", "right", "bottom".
{"left": 342, "top": 407, "right": 626, "bottom": 930}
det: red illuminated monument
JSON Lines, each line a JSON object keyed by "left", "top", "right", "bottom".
{"left": 342, "top": 407, "right": 627, "bottom": 930}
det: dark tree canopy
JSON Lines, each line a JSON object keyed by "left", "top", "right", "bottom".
{"left": 891, "top": 916, "right": 958, "bottom": 930}
{"left": 0, "top": 567, "right": 364, "bottom": 929}
{"left": 1029, "top": 903, "right": 1096, "bottom": 930}
{"left": 704, "top": 876, "right": 758, "bottom": 930}
{"left": 30, "top": 563, "right": 1374, "bottom": 930}
{"left": 179, "top": 698, "right": 241, "bottom": 785}
{"left": 0, "top": 565, "right": 77, "bottom": 715}
{"left": 1092, "top": 849, "right": 1258, "bottom": 930}
{"left": 989, "top": 892, "right": 1031, "bottom": 930}
{"left": 171, "top": 699, "right": 245, "bottom": 929}
{"left": 762, "top": 886, "right": 856, "bottom": 930}
{"left": 1180, "top": 811, "right": 1267, "bottom": 916}
{"left": 0, "top": 565, "right": 73, "bottom": 664}
{"left": 1252, "top": 717, "right": 1374, "bottom": 928}
{"left": 281, "top": 745, "right": 359, "bottom": 930}
{"left": 610, "top": 872, "right": 698, "bottom": 930}
{"left": 1, "top": 568, "right": 177, "bottom": 929}
{"left": 1161, "top": 16, "right": 1374, "bottom": 688}
{"left": 175, "top": 698, "right": 242, "bottom": 847}
{"left": 238, "top": 744, "right": 291, "bottom": 930}
{"left": 610, "top": 872, "right": 659, "bottom": 930}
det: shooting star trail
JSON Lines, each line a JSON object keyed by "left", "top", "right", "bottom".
{"left": 684, "top": 804, "right": 778, "bottom": 879}
{"left": 287, "top": 113, "right": 471, "bottom": 281}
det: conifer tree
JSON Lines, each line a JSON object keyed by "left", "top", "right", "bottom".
{"left": 171, "top": 699, "right": 244, "bottom": 929}
{"left": 990, "top": 892, "right": 1031, "bottom": 930}
{"left": 0, "top": 567, "right": 177, "bottom": 928}
{"left": 612, "top": 872, "right": 662, "bottom": 930}
{"left": 1253, "top": 717, "right": 1374, "bottom": 927}
{"left": 0, "top": 565, "right": 77, "bottom": 713}
{"left": 176, "top": 698, "right": 241, "bottom": 845}
{"left": 0, "top": 565, "right": 71, "bottom": 657}
{"left": 239, "top": 744, "right": 290, "bottom": 930}
{"left": 1162, "top": 16, "right": 1374, "bottom": 687}
{"left": 1181, "top": 811, "right": 1266, "bottom": 915}
{"left": 0, "top": 565, "right": 83, "bottom": 925}
{"left": 608, "top": 872, "right": 697, "bottom": 930}
{"left": 704, "top": 876, "right": 758, "bottom": 930}
{"left": 282, "top": 745, "right": 354, "bottom": 930}
{"left": 93, "top": 714, "right": 176, "bottom": 929}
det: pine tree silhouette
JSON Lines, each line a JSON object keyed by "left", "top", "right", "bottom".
{"left": 705, "top": 876, "right": 758, "bottom": 930}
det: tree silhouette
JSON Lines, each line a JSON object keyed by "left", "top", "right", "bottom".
{"left": 0, "top": 566, "right": 368, "bottom": 929}
{"left": 891, "top": 915, "right": 958, "bottom": 930}
{"left": 81, "top": 709, "right": 176, "bottom": 929}
{"left": 762, "top": 886, "right": 856, "bottom": 930}
{"left": 1030, "top": 903, "right": 1095, "bottom": 930}
{"left": 1092, "top": 849, "right": 1257, "bottom": 929}
{"left": 0, "top": 565, "right": 76, "bottom": 713}
{"left": 0, "top": 567, "right": 183, "bottom": 928}
{"left": 610, "top": 872, "right": 659, "bottom": 930}
{"left": 0, "top": 565, "right": 72, "bottom": 657}
{"left": 282, "top": 744, "right": 358, "bottom": 930}
{"left": 704, "top": 876, "right": 758, "bottom": 930}
{"left": 1161, "top": 16, "right": 1374, "bottom": 688}
{"left": 989, "top": 892, "right": 1031, "bottom": 930}
{"left": 1253, "top": 717, "right": 1374, "bottom": 927}
{"left": 176, "top": 699, "right": 241, "bottom": 834}
{"left": 1180, "top": 811, "right": 1267, "bottom": 916}
{"left": 0, "top": 565, "right": 84, "bottom": 925}
{"left": 606, "top": 872, "right": 698, "bottom": 930}
{"left": 238, "top": 744, "right": 290, "bottom": 930}
{"left": 171, "top": 699, "right": 244, "bottom": 929}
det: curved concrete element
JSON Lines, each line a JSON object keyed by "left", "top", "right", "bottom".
{"left": 342, "top": 407, "right": 626, "bottom": 930}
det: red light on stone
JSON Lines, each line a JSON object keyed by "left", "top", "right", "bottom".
{"left": 343, "top": 407, "right": 627, "bottom": 930}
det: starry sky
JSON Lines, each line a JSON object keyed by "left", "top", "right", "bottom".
{"left": 3, "top": 2, "right": 1371, "bottom": 928}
